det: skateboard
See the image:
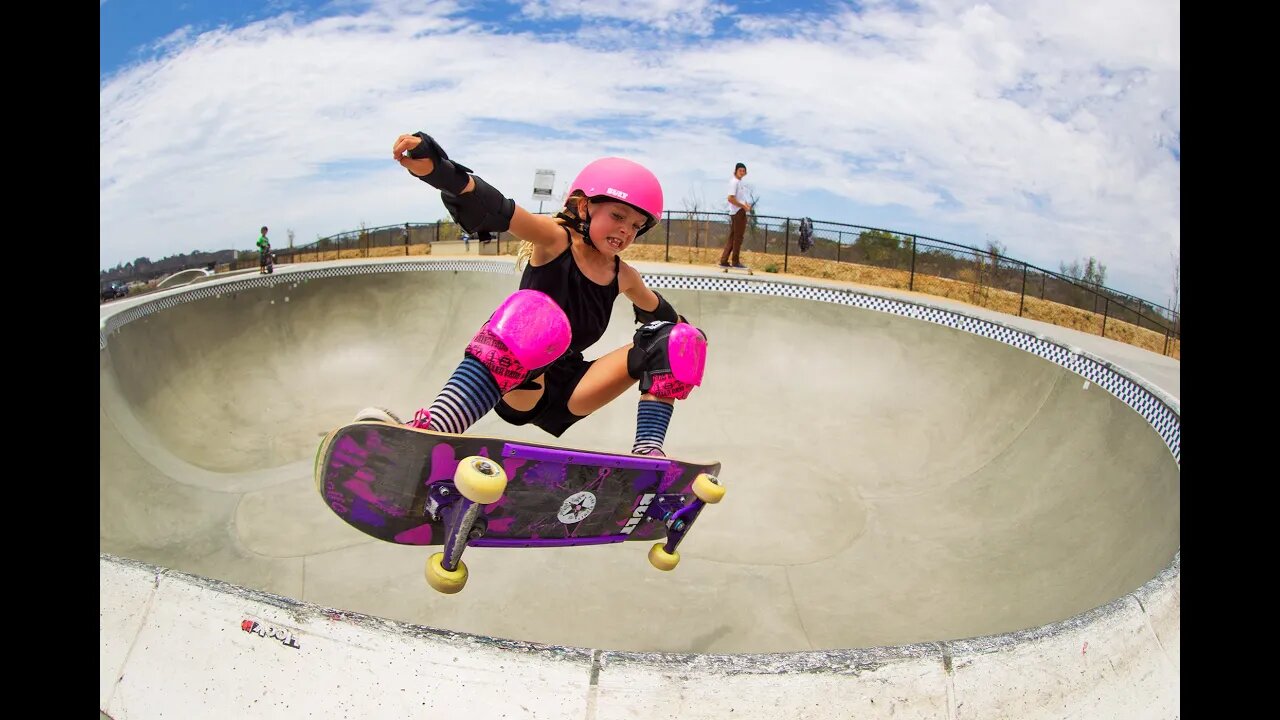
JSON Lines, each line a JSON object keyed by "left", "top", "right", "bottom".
{"left": 314, "top": 421, "right": 725, "bottom": 593}
{"left": 720, "top": 265, "right": 754, "bottom": 275}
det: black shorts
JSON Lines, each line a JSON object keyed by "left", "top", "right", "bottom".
{"left": 494, "top": 352, "right": 595, "bottom": 437}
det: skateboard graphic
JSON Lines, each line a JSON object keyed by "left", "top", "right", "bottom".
{"left": 719, "top": 265, "right": 754, "bottom": 276}
{"left": 315, "top": 421, "right": 725, "bottom": 593}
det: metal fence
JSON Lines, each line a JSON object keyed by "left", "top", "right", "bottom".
{"left": 245, "top": 221, "right": 523, "bottom": 265}
{"left": 235, "top": 212, "right": 1178, "bottom": 357}
{"left": 638, "top": 211, "right": 1180, "bottom": 356}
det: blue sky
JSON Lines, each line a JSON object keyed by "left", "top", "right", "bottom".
{"left": 100, "top": 0, "right": 1180, "bottom": 306}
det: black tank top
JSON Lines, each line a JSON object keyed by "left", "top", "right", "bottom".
{"left": 518, "top": 229, "right": 620, "bottom": 354}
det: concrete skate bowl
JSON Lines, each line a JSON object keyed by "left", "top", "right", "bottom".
{"left": 99, "top": 258, "right": 1180, "bottom": 717}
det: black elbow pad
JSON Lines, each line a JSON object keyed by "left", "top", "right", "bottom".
{"left": 441, "top": 175, "right": 515, "bottom": 235}
{"left": 634, "top": 291, "right": 680, "bottom": 324}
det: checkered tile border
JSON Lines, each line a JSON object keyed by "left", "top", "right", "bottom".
{"left": 99, "top": 262, "right": 1179, "bottom": 464}
{"left": 649, "top": 274, "right": 1179, "bottom": 464}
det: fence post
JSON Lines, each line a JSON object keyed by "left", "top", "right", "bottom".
{"left": 435, "top": 220, "right": 440, "bottom": 244}
{"left": 663, "top": 211, "right": 671, "bottom": 262}
{"left": 1018, "top": 264, "right": 1028, "bottom": 317}
{"left": 1101, "top": 297, "right": 1110, "bottom": 338}
{"left": 836, "top": 231, "right": 841, "bottom": 263}
{"left": 1163, "top": 328, "right": 1170, "bottom": 356}
{"left": 909, "top": 236, "right": 917, "bottom": 291}
{"left": 784, "top": 220, "right": 791, "bottom": 272}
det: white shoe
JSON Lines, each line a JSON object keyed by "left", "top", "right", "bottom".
{"left": 352, "top": 407, "right": 402, "bottom": 424}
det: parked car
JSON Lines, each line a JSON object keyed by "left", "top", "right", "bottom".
{"left": 101, "top": 281, "right": 129, "bottom": 301}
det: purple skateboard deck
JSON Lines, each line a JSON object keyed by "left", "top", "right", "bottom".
{"left": 315, "top": 421, "right": 722, "bottom": 549}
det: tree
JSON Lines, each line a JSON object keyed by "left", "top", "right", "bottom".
{"left": 1059, "top": 256, "right": 1107, "bottom": 288}
{"left": 855, "top": 229, "right": 902, "bottom": 264}
{"left": 1058, "top": 256, "right": 1109, "bottom": 313}
{"left": 744, "top": 188, "right": 761, "bottom": 232}
{"left": 681, "top": 190, "right": 711, "bottom": 258}
{"left": 985, "top": 239, "right": 1007, "bottom": 263}
{"left": 1083, "top": 257, "right": 1106, "bottom": 288}
{"left": 973, "top": 238, "right": 1008, "bottom": 299}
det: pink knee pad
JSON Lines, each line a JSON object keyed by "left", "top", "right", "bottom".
{"left": 628, "top": 321, "right": 707, "bottom": 400}
{"left": 466, "top": 289, "right": 571, "bottom": 393}
{"left": 667, "top": 323, "right": 707, "bottom": 387}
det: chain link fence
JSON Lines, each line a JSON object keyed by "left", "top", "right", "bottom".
{"left": 630, "top": 211, "right": 1179, "bottom": 357}
{"left": 197, "top": 211, "right": 1178, "bottom": 358}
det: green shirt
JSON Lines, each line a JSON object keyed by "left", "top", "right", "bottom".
{"left": 257, "top": 235, "right": 270, "bottom": 251}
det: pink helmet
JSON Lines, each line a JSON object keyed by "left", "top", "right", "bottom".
{"left": 567, "top": 157, "right": 664, "bottom": 233}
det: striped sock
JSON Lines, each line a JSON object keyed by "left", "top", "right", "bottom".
{"left": 426, "top": 355, "right": 502, "bottom": 434}
{"left": 632, "top": 399, "right": 674, "bottom": 456}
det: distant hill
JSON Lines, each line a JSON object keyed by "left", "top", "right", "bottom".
{"left": 101, "top": 249, "right": 241, "bottom": 284}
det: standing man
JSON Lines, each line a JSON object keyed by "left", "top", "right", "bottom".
{"left": 256, "top": 226, "right": 271, "bottom": 274}
{"left": 719, "top": 162, "right": 751, "bottom": 269}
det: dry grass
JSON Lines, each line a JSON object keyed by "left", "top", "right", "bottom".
{"left": 188, "top": 241, "right": 1178, "bottom": 360}
{"left": 622, "top": 245, "right": 1180, "bottom": 360}
{"left": 287, "top": 243, "right": 434, "bottom": 263}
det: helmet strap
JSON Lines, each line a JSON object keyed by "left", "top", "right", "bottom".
{"left": 578, "top": 209, "right": 595, "bottom": 248}
{"left": 555, "top": 198, "right": 596, "bottom": 247}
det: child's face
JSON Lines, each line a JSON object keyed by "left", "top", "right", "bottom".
{"left": 585, "top": 199, "right": 649, "bottom": 253}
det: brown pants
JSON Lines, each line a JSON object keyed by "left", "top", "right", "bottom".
{"left": 720, "top": 209, "right": 747, "bottom": 264}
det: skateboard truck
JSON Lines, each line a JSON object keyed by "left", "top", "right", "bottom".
{"left": 646, "top": 473, "right": 725, "bottom": 572}
{"left": 424, "top": 482, "right": 490, "bottom": 537}
{"left": 438, "top": 491, "right": 485, "bottom": 572}
{"left": 423, "top": 456, "right": 508, "bottom": 594}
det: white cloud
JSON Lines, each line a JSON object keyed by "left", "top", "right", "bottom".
{"left": 100, "top": 0, "right": 1179, "bottom": 304}
{"left": 516, "top": 0, "right": 732, "bottom": 35}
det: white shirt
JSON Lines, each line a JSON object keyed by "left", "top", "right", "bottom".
{"left": 727, "top": 176, "right": 748, "bottom": 213}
